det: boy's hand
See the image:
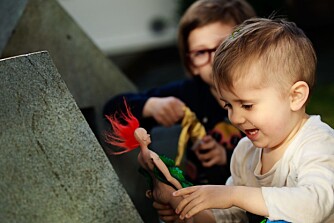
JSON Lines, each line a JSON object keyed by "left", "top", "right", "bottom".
{"left": 143, "top": 97, "right": 185, "bottom": 126}
{"left": 173, "top": 185, "right": 233, "bottom": 220}
{"left": 193, "top": 135, "right": 227, "bottom": 167}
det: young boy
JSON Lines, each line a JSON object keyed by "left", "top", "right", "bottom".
{"left": 104, "top": 0, "right": 256, "bottom": 185}
{"left": 171, "top": 17, "right": 334, "bottom": 223}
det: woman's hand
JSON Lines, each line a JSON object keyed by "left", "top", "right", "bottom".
{"left": 153, "top": 201, "right": 179, "bottom": 223}
{"left": 193, "top": 135, "right": 227, "bottom": 167}
{"left": 173, "top": 185, "right": 233, "bottom": 220}
{"left": 150, "top": 179, "right": 184, "bottom": 222}
{"left": 143, "top": 97, "right": 185, "bottom": 126}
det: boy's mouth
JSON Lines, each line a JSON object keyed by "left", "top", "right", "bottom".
{"left": 245, "top": 129, "right": 258, "bottom": 135}
{"left": 245, "top": 129, "right": 259, "bottom": 139}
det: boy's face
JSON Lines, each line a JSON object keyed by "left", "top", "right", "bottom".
{"left": 188, "top": 21, "right": 235, "bottom": 87}
{"left": 219, "top": 64, "right": 300, "bottom": 151}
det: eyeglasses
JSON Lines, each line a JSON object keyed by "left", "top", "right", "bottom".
{"left": 188, "top": 46, "right": 218, "bottom": 67}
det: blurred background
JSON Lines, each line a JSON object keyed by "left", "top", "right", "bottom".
{"left": 58, "top": 0, "right": 334, "bottom": 126}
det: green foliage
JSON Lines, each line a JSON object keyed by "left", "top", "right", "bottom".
{"left": 307, "top": 83, "right": 334, "bottom": 128}
{"left": 139, "top": 154, "right": 193, "bottom": 191}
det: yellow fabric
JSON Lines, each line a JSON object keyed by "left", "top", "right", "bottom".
{"left": 175, "top": 107, "right": 206, "bottom": 166}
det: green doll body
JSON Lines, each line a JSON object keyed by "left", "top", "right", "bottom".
{"left": 139, "top": 154, "right": 193, "bottom": 190}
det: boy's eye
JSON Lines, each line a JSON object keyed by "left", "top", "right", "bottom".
{"left": 223, "top": 103, "right": 232, "bottom": 110}
{"left": 242, "top": 104, "right": 253, "bottom": 110}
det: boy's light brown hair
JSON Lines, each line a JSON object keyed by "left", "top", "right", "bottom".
{"left": 213, "top": 17, "right": 317, "bottom": 98}
{"left": 178, "top": 0, "right": 256, "bottom": 76}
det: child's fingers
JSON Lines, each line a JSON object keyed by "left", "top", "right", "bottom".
{"left": 178, "top": 195, "right": 205, "bottom": 220}
{"left": 174, "top": 190, "right": 199, "bottom": 215}
{"left": 179, "top": 204, "right": 201, "bottom": 220}
{"left": 174, "top": 198, "right": 190, "bottom": 216}
{"left": 173, "top": 186, "right": 197, "bottom": 197}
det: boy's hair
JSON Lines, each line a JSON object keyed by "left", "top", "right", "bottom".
{"left": 213, "top": 18, "right": 317, "bottom": 99}
{"left": 178, "top": 0, "right": 256, "bottom": 76}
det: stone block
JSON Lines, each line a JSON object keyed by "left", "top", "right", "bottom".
{"left": 0, "top": 51, "right": 142, "bottom": 223}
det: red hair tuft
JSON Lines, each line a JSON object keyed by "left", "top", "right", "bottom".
{"left": 105, "top": 99, "right": 140, "bottom": 154}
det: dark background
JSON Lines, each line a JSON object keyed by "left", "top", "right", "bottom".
{"left": 109, "top": 0, "right": 334, "bottom": 127}
{"left": 110, "top": 0, "right": 334, "bottom": 90}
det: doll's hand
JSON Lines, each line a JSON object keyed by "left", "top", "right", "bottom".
{"left": 193, "top": 135, "right": 227, "bottom": 167}
{"left": 143, "top": 97, "right": 185, "bottom": 126}
{"left": 174, "top": 185, "right": 233, "bottom": 220}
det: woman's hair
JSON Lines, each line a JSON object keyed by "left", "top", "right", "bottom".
{"left": 105, "top": 99, "right": 140, "bottom": 154}
{"left": 213, "top": 17, "right": 317, "bottom": 99}
{"left": 178, "top": 0, "right": 256, "bottom": 75}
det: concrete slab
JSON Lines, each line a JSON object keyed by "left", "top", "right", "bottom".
{"left": 0, "top": 51, "right": 142, "bottom": 223}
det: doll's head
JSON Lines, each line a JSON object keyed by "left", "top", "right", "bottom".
{"left": 134, "top": 127, "right": 151, "bottom": 148}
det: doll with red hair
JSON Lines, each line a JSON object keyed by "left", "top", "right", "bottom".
{"left": 105, "top": 99, "right": 193, "bottom": 218}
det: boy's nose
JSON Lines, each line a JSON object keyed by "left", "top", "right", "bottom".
{"left": 229, "top": 109, "right": 246, "bottom": 125}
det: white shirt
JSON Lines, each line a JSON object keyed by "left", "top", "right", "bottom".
{"left": 213, "top": 115, "right": 334, "bottom": 223}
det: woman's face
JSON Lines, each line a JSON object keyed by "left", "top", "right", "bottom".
{"left": 188, "top": 21, "right": 236, "bottom": 87}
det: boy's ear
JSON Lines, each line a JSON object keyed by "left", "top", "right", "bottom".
{"left": 289, "top": 81, "right": 309, "bottom": 111}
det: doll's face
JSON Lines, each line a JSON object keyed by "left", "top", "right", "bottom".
{"left": 134, "top": 128, "right": 151, "bottom": 146}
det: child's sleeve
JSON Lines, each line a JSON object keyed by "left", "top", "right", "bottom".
{"left": 262, "top": 139, "right": 334, "bottom": 223}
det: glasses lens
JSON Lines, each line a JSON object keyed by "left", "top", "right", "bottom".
{"left": 189, "top": 46, "right": 218, "bottom": 67}
{"left": 189, "top": 50, "right": 209, "bottom": 67}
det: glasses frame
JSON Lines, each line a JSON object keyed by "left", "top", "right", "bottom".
{"left": 187, "top": 46, "right": 218, "bottom": 67}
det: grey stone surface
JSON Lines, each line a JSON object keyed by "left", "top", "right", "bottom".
{"left": 0, "top": 51, "right": 142, "bottom": 223}
{"left": 1, "top": 0, "right": 137, "bottom": 142}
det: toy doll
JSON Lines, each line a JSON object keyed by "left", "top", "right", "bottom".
{"left": 104, "top": 100, "right": 193, "bottom": 206}
{"left": 105, "top": 99, "right": 195, "bottom": 222}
